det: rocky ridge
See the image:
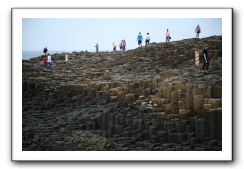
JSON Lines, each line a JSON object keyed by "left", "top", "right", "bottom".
{"left": 23, "top": 36, "right": 222, "bottom": 151}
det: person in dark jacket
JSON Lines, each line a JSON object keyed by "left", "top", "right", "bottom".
{"left": 202, "top": 43, "right": 209, "bottom": 73}
{"left": 43, "top": 47, "right": 48, "bottom": 55}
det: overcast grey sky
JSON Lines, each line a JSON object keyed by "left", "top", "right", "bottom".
{"left": 22, "top": 18, "right": 222, "bottom": 52}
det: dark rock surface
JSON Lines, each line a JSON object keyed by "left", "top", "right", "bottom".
{"left": 23, "top": 36, "right": 222, "bottom": 151}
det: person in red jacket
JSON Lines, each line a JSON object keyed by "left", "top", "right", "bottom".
{"left": 42, "top": 56, "right": 48, "bottom": 68}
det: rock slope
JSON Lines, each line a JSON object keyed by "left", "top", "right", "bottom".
{"left": 23, "top": 36, "right": 222, "bottom": 151}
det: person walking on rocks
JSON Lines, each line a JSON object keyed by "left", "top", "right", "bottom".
{"left": 202, "top": 43, "right": 209, "bottom": 73}
{"left": 145, "top": 32, "right": 150, "bottom": 45}
{"left": 119, "top": 40, "right": 126, "bottom": 51}
{"left": 47, "top": 53, "right": 52, "bottom": 69}
{"left": 112, "top": 42, "right": 117, "bottom": 51}
{"left": 165, "top": 29, "right": 171, "bottom": 43}
{"left": 95, "top": 43, "right": 99, "bottom": 52}
{"left": 42, "top": 55, "right": 48, "bottom": 69}
{"left": 195, "top": 24, "right": 201, "bottom": 39}
{"left": 137, "top": 32, "right": 143, "bottom": 47}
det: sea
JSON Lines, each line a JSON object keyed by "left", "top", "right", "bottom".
{"left": 22, "top": 50, "right": 73, "bottom": 60}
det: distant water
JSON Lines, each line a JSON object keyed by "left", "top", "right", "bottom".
{"left": 22, "top": 50, "right": 73, "bottom": 60}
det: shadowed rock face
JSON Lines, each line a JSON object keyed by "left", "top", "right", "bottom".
{"left": 23, "top": 36, "right": 222, "bottom": 151}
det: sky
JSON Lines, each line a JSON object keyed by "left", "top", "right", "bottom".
{"left": 22, "top": 18, "right": 222, "bottom": 52}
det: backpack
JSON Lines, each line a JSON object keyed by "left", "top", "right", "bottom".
{"left": 197, "top": 27, "right": 201, "bottom": 33}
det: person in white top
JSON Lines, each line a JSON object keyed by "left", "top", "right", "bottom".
{"left": 112, "top": 42, "right": 117, "bottom": 51}
{"left": 165, "top": 29, "right": 171, "bottom": 43}
{"left": 47, "top": 54, "right": 52, "bottom": 68}
{"left": 145, "top": 32, "right": 150, "bottom": 45}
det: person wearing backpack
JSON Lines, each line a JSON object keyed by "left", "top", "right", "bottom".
{"left": 195, "top": 24, "right": 201, "bottom": 39}
{"left": 137, "top": 32, "right": 143, "bottom": 47}
{"left": 145, "top": 32, "right": 150, "bottom": 45}
{"left": 165, "top": 29, "right": 171, "bottom": 43}
{"left": 119, "top": 40, "right": 126, "bottom": 51}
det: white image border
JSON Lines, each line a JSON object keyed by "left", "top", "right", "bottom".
{"left": 12, "top": 8, "right": 232, "bottom": 161}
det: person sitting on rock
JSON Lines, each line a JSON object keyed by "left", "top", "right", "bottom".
{"left": 112, "top": 42, "right": 117, "bottom": 51}
{"left": 145, "top": 32, "right": 150, "bottom": 45}
{"left": 137, "top": 32, "right": 143, "bottom": 47}
{"left": 202, "top": 43, "right": 209, "bottom": 73}
{"left": 165, "top": 29, "right": 171, "bottom": 43}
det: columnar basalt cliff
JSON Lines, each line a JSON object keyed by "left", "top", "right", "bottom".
{"left": 23, "top": 36, "right": 222, "bottom": 151}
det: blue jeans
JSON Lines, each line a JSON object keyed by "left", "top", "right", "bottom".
{"left": 138, "top": 40, "right": 142, "bottom": 47}
{"left": 43, "top": 62, "right": 48, "bottom": 68}
{"left": 203, "top": 62, "right": 209, "bottom": 71}
{"left": 47, "top": 62, "right": 52, "bottom": 68}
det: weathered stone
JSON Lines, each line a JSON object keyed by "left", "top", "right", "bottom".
{"left": 193, "top": 95, "right": 204, "bottom": 111}
{"left": 183, "top": 145, "right": 193, "bottom": 151}
{"left": 23, "top": 36, "right": 223, "bottom": 151}
{"left": 164, "top": 103, "right": 172, "bottom": 114}
{"left": 208, "top": 98, "right": 222, "bottom": 109}
{"left": 203, "top": 104, "right": 212, "bottom": 111}
{"left": 110, "top": 95, "right": 118, "bottom": 102}
{"left": 125, "top": 93, "right": 136, "bottom": 102}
